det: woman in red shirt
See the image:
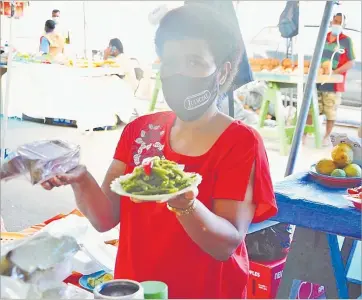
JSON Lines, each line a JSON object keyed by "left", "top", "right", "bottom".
{"left": 43, "top": 4, "right": 277, "bottom": 298}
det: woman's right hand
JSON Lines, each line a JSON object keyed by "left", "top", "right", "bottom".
{"left": 41, "top": 165, "right": 87, "bottom": 190}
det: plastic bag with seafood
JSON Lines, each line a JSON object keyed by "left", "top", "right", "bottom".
{"left": 0, "top": 139, "right": 80, "bottom": 185}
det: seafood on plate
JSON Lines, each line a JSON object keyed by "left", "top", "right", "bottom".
{"left": 119, "top": 157, "right": 199, "bottom": 196}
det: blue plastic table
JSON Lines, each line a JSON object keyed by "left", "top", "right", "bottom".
{"left": 272, "top": 172, "right": 361, "bottom": 240}
{"left": 267, "top": 172, "right": 361, "bottom": 298}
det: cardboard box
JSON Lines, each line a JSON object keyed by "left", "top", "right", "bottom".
{"left": 247, "top": 257, "right": 287, "bottom": 299}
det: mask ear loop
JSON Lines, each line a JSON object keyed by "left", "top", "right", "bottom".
{"left": 215, "top": 68, "right": 226, "bottom": 109}
{"left": 321, "top": 13, "right": 345, "bottom": 86}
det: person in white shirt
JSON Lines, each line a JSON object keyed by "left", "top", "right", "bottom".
{"left": 103, "top": 38, "right": 139, "bottom": 92}
{"left": 52, "top": 9, "right": 70, "bottom": 44}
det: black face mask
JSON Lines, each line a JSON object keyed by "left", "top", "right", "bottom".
{"left": 161, "top": 71, "right": 219, "bottom": 122}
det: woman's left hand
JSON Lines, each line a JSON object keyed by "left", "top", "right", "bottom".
{"left": 130, "top": 188, "right": 198, "bottom": 208}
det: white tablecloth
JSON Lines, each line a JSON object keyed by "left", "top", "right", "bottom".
{"left": 1, "top": 63, "right": 136, "bottom": 130}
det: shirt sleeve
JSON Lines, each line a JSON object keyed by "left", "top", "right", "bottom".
{"left": 213, "top": 127, "right": 277, "bottom": 223}
{"left": 40, "top": 37, "right": 50, "bottom": 54}
{"left": 113, "top": 123, "right": 133, "bottom": 163}
{"left": 345, "top": 37, "right": 356, "bottom": 61}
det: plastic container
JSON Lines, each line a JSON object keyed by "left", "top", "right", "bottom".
{"left": 71, "top": 250, "right": 104, "bottom": 275}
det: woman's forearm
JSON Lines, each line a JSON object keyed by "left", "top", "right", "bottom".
{"left": 71, "top": 172, "right": 120, "bottom": 232}
{"left": 176, "top": 200, "right": 242, "bottom": 261}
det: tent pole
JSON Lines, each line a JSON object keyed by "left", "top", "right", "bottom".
{"left": 1, "top": 14, "right": 14, "bottom": 153}
{"left": 83, "top": 1, "right": 87, "bottom": 59}
{"left": 285, "top": 0, "right": 336, "bottom": 177}
{"left": 296, "top": 1, "right": 305, "bottom": 117}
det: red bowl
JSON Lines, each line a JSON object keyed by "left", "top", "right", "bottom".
{"left": 352, "top": 200, "right": 362, "bottom": 210}
{"left": 309, "top": 165, "right": 362, "bottom": 189}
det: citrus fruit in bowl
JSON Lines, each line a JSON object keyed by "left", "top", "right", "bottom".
{"left": 315, "top": 159, "right": 337, "bottom": 175}
{"left": 309, "top": 164, "right": 361, "bottom": 188}
{"left": 310, "top": 143, "right": 361, "bottom": 188}
{"left": 331, "top": 143, "right": 354, "bottom": 168}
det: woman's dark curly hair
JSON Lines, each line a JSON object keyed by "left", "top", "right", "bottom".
{"left": 154, "top": 3, "right": 243, "bottom": 93}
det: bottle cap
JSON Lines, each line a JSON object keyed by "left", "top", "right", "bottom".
{"left": 141, "top": 281, "right": 168, "bottom": 299}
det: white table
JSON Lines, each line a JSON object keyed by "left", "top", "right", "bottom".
{"left": 1, "top": 62, "right": 136, "bottom": 131}
{"left": 253, "top": 72, "right": 343, "bottom": 84}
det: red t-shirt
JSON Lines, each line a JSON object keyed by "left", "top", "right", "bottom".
{"left": 319, "top": 32, "right": 356, "bottom": 92}
{"left": 113, "top": 111, "right": 277, "bottom": 299}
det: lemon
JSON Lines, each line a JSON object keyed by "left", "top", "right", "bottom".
{"left": 331, "top": 144, "right": 354, "bottom": 168}
{"left": 331, "top": 169, "right": 346, "bottom": 177}
{"left": 315, "top": 159, "right": 337, "bottom": 175}
{"left": 344, "top": 164, "right": 362, "bottom": 178}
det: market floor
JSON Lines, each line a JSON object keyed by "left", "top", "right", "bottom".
{"left": 0, "top": 118, "right": 358, "bottom": 232}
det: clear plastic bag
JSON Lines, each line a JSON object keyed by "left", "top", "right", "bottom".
{"left": 330, "top": 133, "right": 362, "bottom": 167}
{"left": 1, "top": 232, "right": 79, "bottom": 295}
{"left": 0, "top": 278, "right": 94, "bottom": 299}
{"left": 0, "top": 140, "right": 80, "bottom": 185}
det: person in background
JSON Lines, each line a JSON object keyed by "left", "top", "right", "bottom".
{"left": 42, "top": 4, "right": 277, "bottom": 298}
{"left": 52, "top": 9, "right": 70, "bottom": 44}
{"left": 305, "top": 13, "right": 355, "bottom": 146}
{"left": 103, "top": 38, "right": 139, "bottom": 92}
{"left": 39, "top": 20, "right": 65, "bottom": 57}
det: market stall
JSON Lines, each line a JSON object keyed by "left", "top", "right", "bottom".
{"left": 1, "top": 0, "right": 28, "bottom": 152}
{"left": 254, "top": 72, "right": 343, "bottom": 155}
{"left": 0, "top": 61, "right": 136, "bottom": 130}
{"left": 272, "top": 172, "right": 361, "bottom": 298}
{"left": 1, "top": 0, "right": 361, "bottom": 299}
{"left": 266, "top": 1, "right": 362, "bottom": 298}
{"left": 1, "top": 0, "right": 141, "bottom": 135}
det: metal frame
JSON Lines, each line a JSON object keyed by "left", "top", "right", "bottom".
{"left": 345, "top": 240, "right": 361, "bottom": 285}
{"left": 327, "top": 234, "right": 350, "bottom": 298}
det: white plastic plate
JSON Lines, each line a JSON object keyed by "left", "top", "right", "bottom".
{"left": 343, "top": 195, "right": 362, "bottom": 203}
{"left": 110, "top": 172, "right": 202, "bottom": 202}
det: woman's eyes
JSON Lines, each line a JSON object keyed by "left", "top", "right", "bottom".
{"left": 160, "top": 58, "right": 207, "bottom": 75}
{"left": 187, "top": 59, "right": 203, "bottom": 68}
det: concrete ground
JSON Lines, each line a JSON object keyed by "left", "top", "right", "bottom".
{"left": 0, "top": 103, "right": 359, "bottom": 232}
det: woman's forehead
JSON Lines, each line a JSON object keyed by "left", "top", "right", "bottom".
{"left": 162, "top": 39, "right": 214, "bottom": 62}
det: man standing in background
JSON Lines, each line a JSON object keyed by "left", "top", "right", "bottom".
{"left": 52, "top": 9, "right": 70, "bottom": 45}
{"left": 306, "top": 13, "right": 355, "bottom": 146}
